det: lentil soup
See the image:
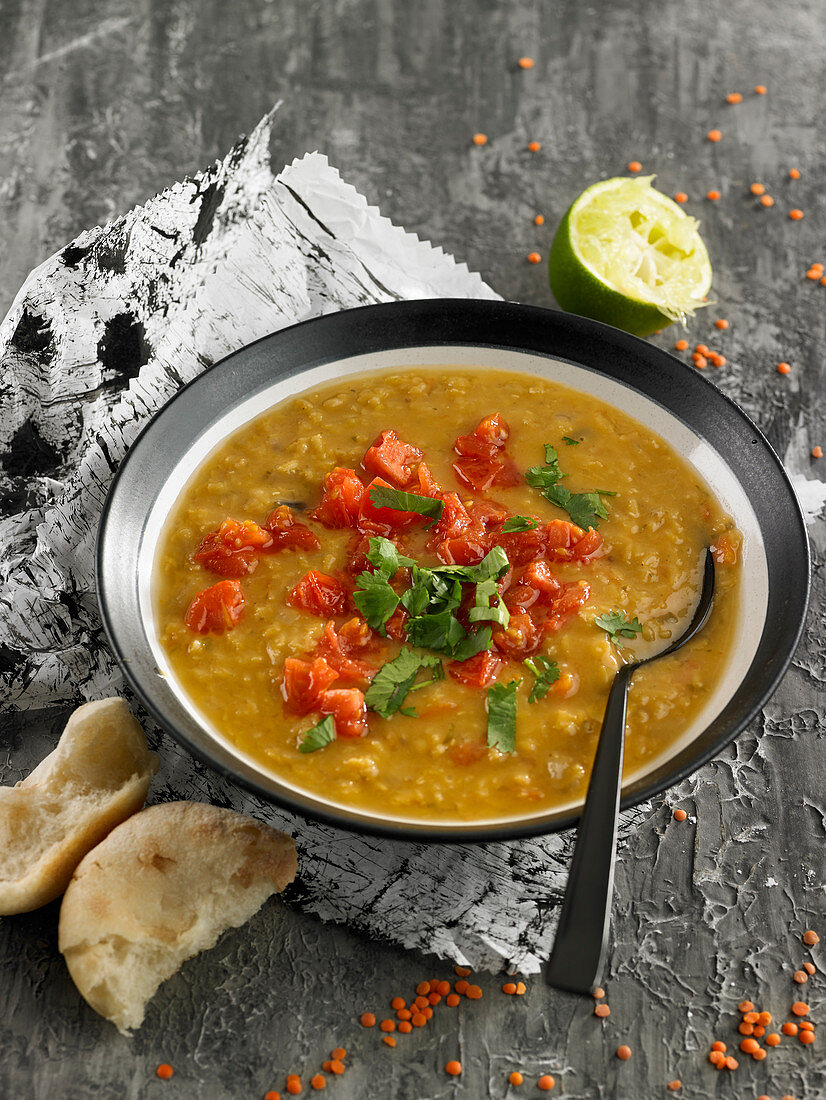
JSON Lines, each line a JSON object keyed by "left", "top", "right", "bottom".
{"left": 153, "top": 368, "right": 741, "bottom": 823}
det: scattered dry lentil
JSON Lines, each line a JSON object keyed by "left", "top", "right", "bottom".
{"left": 799, "top": 1029, "right": 815, "bottom": 1045}
{"left": 503, "top": 982, "right": 517, "bottom": 995}
{"left": 782, "top": 1022, "right": 799, "bottom": 1036}
{"left": 789, "top": 167, "right": 801, "bottom": 179}
{"left": 595, "top": 1004, "right": 611, "bottom": 1018}
{"left": 674, "top": 192, "right": 688, "bottom": 204}
{"left": 755, "top": 84, "right": 767, "bottom": 94}
{"left": 537, "top": 1076, "right": 555, "bottom": 1091}
{"left": 445, "top": 1060, "right": 462, "bottom": 1076}
{"left": 715, "top": 318, "right": 729, "bottom": 330}
{"left": 527, "top": 252, "right": 542, "bottom": 264}
{"left": 750, "top": 182, "right": 766, "bottom": 195}
{"left": 528, "top": 141, "right": 541, "bottom": 153}
{"left": 509, "top": 1071, "right": 525, "bottom": 1086}
{"left": 794, "top": 970, "right": 809, "bottom": 983}
{"left": 398, "top": 1021, "right": 413, "bottom": 1034}
{"left": 311, "top": 1074, "right": 327, "bottom": 1090}
{"left": 472, "top": 133, "right": 488, "bottom": 146}
{"left": 628, "top": 161, "right": 642, "bottom": 172}
{"left": 766, "top": 1032, "right": 781, "bottom": 1046}
{"left": 706, "top": 189, "right": 720, "bottom": 201}
{"left": 673, "top": 808, "right": 688, "bottom": 821}
{"left": 454, "top": 966, "right": 471, "bottom": 977}
{"left": 518, "top": 57, "right": 534, "bottom": 69}
{"left": 792, "top": 1001, "right": 809, "bottom": 1016}
{"left": 789, "top": 208, "right": 804, "bottom": 220}
{"left": 382, "top": 1036, "right": 396, "bottom": 1048}
{"left": 760, "top": 195, "right": 775, "bottom": 207}
{"left": 711, "top": 1041, "right": 727, "bottom": 1052}
{"left": 360, "top": 1013, "right": 376, "bottom": 1028}
{"left": 286, "top": 1076, "right": 302, "bottom": 1096}
{"left": 674, "top": 339, "right": 688, "bottom": 351}
{"left": 156, "top": 1065, "right": 174, "bottom": 1081}
{"left": 777, "top": 362, "right": 791, "bottom": 374}
{"left": 667, "top": 1082, "right": 682, "bottom": 1092}
{"left": 534, "top": 214, "right": 545, "bottom": 225}
{"left": 446, "top": 994, "right": 460, "bottom": 1007}
{"left": 616, "top": 1045, "right": 632, "bottom": 1061}
{"left": 707, "top": 129, "right": 722, "bottom": 142}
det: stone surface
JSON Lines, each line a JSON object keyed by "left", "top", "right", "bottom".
{"left": 1, "top": 1, "right": 825, "bottom": 1098}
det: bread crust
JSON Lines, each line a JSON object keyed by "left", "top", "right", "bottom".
{"left": 0, "top": 698, "right": 159, "bottom": 915}
{"left": 58, "top": 801, "right": 297, "bottom": 1033}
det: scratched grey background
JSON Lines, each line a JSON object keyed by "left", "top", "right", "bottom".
{"left": 1, "top": 2, "right": 825, "bottom": 1099}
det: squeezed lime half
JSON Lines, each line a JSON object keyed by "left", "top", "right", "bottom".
{"left": 548, "top": 176, "right": 712, "bottom": 337}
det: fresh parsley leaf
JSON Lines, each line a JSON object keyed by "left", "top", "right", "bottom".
{"left": 366, "top": 536, "right": 416, "bottom": 577}
{"left": 562, "top": 435, "right": 580, "bottom": 445}
{"left": 353, "top": 570, "right": 399, "bottom": 633}
{"left": 486, "top": 680, "right": 521, "bottom": 753}
{"left": 399, "top": 707, "right": 418, "bottom": 717}
{"left": 363, "top": 647, "right": 443, "bottom": 718}
{"left": 451, "top": 625, "right": 493, "bottom": 661}
{"left": 299, "top": 715, "right": 337, "bottom": 753}
{"left": 542, "top": 485, "right": 610, "bottom": 530}
{"left": 467, "top": 577, "right": 510, "bottom": 628}
{"left": 400, "top": 577, "right": 430, "bottom": 616}
{"left": 433, "top": 545, "right": 510, "bottom": 585}
{"left": 501, "top": 515, "right": 539, "bottom": 533}
{"left": 368, "top": 485, "right": 444, "bottom": 528}
{"left": 526, "top": 446, "right": 564, "bottom": 491}
{"left": 524, "top": 655, "right": 560, "bottom": 702}
{"left": 406, "top": 609, "right": 467, "bottom": 653}
{"left": 595, "top": 610, "right": 644, "bottom": 647}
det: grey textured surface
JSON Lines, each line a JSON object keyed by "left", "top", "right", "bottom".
{"left": 1, "top": 2, "right": 825, "bottom": 1099}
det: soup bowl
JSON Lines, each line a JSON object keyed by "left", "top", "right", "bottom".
{"left": 97, "top": 300, "right": 809, "bottom": 841}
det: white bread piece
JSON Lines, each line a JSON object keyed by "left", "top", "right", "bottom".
{"left": 58, "top": 801, "right": 298, "bottom": 1034}
{"left": 0, "top": 698, "right": 159, "bottom": 916}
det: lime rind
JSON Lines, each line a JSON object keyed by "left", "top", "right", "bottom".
{"left": 554, "top": 176, "right": 712, "bottom": 330}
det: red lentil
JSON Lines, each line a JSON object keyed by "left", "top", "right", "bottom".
{"left": 537, "top": 1076, "right": 555, "bottom": 1091}
{"left": 518, "top": 57, "right": 534, "bottom": 69}
{"left": 752, "top": 1047, "right": 767, "bottom": 1061}
{"left": 760, "top": 195, "right": 775, "bottom": 207}
{"left": 724, "top": 1056, "right": 738, "bottom": 1070}
{"left": 794, "top": 970, "right": 809, "bottom": 983}
{"left": 711, "top": 1041, "right": 727, "bottom": 1052}
{"left": 528, "top": 141, "right": 541, "bottom": 153}
{"left": 739, "top": 1038, "right": 759, "bottom": 1054}
{"left": 707, "top": 129, "right": 722, "bottom": 142}
{"left": 674, "top": 192, "right": 688, "bottom": 204}
{"left": 750, "top": 183, "right": 766, "bottom": 196}
{"left": 726, "top": 92, "right": 743, "bottom": 104}
{"left": 527, "top": 252, "right": 542, "bottom": 264}
{"left": 754, "top": 84, "right": 767, "bottom": 94}
{"left": 454, "top": 966, "right": 471, "bottom": 977}
{"left": 766, "top": 1032, "right": 781, "bottom": 1046}
{"left": 446, "top": 994, "right": 460, "bottom": 1007}
{"left": 509, "top": 1071, "right": 524, "bottom": 1086}
{"left": 782, "top": 1022, "right": 799, "bottom": 1036}
{"left": 466, "top": 984, "right": 483, "bottom": 1000}
{"left": 738, "top": 1001, "right": 754, "bottom": 1013}
{"left": 789, "top": 167, "right": 801, "bottom": 179}
{"left": 329, "top": 1061, "right": 345, "bottom": 1076}
{"left": 673, "top": 808, "right": 688, "bottom": 821}
{"left": 380, "top": 1019, "right": 395, "bottom": 1032}
{"left": 674, "top": 340, "right": 688, "bottom": 351}
{"left": 799, "top": 1020, "right": 814, "bottom": 1031}
{"left": 515, "top": 982, "right": 527, "bottom": 995}
{"left": 445, "top": 1060, "right": 462, "bottom": 1076}
{"left": 265, "top": 1093, "right": 282, "bottom": 1100}
{"left": 382, "top": 1036, "right": 396, "bottom": 1048}
{"left": 311, "top": 1075, "right": 326, "bottom": 1090}
{"left": 813, "top": 447, "right": 824, "bottom": 459}
{"left": 360, "top": 1013, "right": 376, "bottom": 1028}
{"left": 715, "top": 319, "right": 729, "bottom": 330}
{"left": 799, "top": 1029, "right": 815, "bottom": 1045}
{"left": 667, "top": 1083, "right": 682, "bottom": 1092}
{"left": 804, "top": 962, "right": 816, "bottom": 975}
{"left": 777, "top": 362, "right": 791, "bottom": 374}
{"left": 804, "top": 930, "right": 820, "bottom": 945}
{"left": 616, "top": 1045, "right": 632, "bottom": 1061}
{"left": 534, "top": 214, "right": 545, "bottom": 226}
{"left": 706, "top": 189, "right": 721, "bottom": 201}
{"left": 472, "top": 133, "right": 488, "bottom": 146}
{"left": 595, "top": 1004, "right": 611, "bottom": 1018}
{"left": 792, "top": 1001, "right": 809, "bottom": 1015}
{"left": 503, "top": 982, "right": 517, "bottom": 995}
{"left": 789, "top": 208, "right": 805, "bottom": 220}
{"left": 628, "top": 161, "right": 642, "bottom": 173}
{"left": 286, "top": 1077, "right": 302, "bottom": 1096}
{"left": 156, "top": 1065, "right": 174, "bottom": 1081}
{"left": 758, "top": 1012, "right": 772, "bottom": 1026}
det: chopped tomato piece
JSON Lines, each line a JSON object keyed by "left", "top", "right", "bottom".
{"left": 520, "top": 559, "right": 563, "bottom": 600}
{"left": 492, "top": 610, "right": 542, "bottom": 657}
{"left": 504, "top": 583, "right": 541, "bottom": 611}
{"left": 315, "top": 619, "right": 380, "bottom": 685}
{"left": 310, "top": 468, "right": 366, "bottom": 529}
{"left": 571, "top": 527, "right": 603, "bottom": 561}
{"left": 287, "top": 571, "right": 350, "bottom": 616}
{"left": 452, "top": 455, "right": 500, "bottom": 492}
{"left": 359, "top": 476, "right": 423, "bottom": 532}
{"left": 490, "top": 455, "right": 522, "bottom": 487}
{"left": 465, "top": 498, "right": 510, "bottom": 531}
{"left": 543, "top": 581, "right": 591, "bottom": 633}
{"left": 385, "top": 605, "right": 409, "bottom": 641}
{"left": 263, "top": 505, "right": 321, "bottom": 551}
{"left": 193, "top": 517, "right": 272, "bottom": 576}
{"left": 319, "top": 688, "right": 368, "bottom": 739}
{"left": 712, "top": 534, "right": 739, "bottom": 565}
{"left": 281, "top": 656, "right": 340, "bottom": 713}
{"left": 362, "top": 429, "right": 423, "bottom": 488}
{"left": 448, "top": 650, "right": 501, "bottom": 687}
{"left": 416, "top": 461, "right": 442, "bottom": 497}
{"left": 545, "top": 519, "right": 603, "bottom": 562}
{"left": 448, "top": 740, "right": 487, "bottom": 766}
{"left": 184, "top": 580, "right": 245, "bottom": 633}
{"left": 494, "top": 525, "right": 547, "bottom": 566}
{"left": 435, "top": 535, "right": 488, "bottom": 566}
{"left": 474, "top": 413, "right": 510, "bottom": 448}
{"left": 427, "top": 492, "right": 473, "bottom": 544}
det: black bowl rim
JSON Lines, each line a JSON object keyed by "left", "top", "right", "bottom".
{"left": 97, "top": 299, "right": 810, "bottom": 843}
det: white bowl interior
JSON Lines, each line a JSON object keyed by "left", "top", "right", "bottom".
{"left": 140, "top": 346, "right": 768, "bottom": 826}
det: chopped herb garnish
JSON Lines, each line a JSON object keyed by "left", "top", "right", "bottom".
{"left": 352, "top": 570, "right": 399, "bottom": 633}
{"left": 366, "top": 536, "right": 416, "bottom": 576}
{"left": 467, "top": 577, "right": 510, "bottom": 628}
{"left": 525, "top": 444, "right": 614, "bottom": 529}
{"left": 363, "top": 647, "right": 443, "bottom": 718}
{"left": 368, "top": 485, "right": 444, "bottom": 528}
{"left": 524, "top": 655, "right": 560, "bottom": 702}
{"left": 299, "top": 715, "right": 337, "bottom": 753}
{"left": 406, "top": 608, "right": 467, "bottom": 653}
{"left": 486, "top": 680, "right": 521, "bottom": 753}
{"left": 542, "top": 485, "right": 610, "bottom": 531}
{"left": 595, "top": 610, "right": 644, "bottom": 647}
{"left": 562, "top": 435, "right": 580, "bottom": 445}
{"left": 501, "top": 515, "right": 539, "bottom": 533}
{"left": 451, "top": 625, "right": 493, "bottom": 661}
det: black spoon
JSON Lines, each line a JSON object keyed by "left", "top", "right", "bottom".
{"left": 544, "top": 548, "right": 716, "bottom": 995}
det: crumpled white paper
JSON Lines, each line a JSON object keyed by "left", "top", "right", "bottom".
{"left": 0, "top": 107, "right": 651, "bottom": 973}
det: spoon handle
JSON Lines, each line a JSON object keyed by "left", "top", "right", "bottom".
{"left": 544, "top": 664, "right": 633, "bottom": 994}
